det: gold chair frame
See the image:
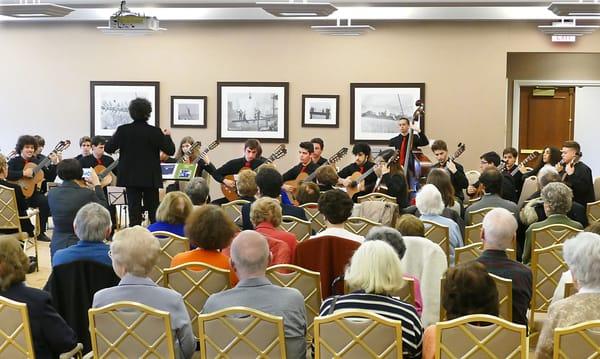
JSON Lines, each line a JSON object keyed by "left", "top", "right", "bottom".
{"left": 222, "top": 199, "right": 251, "bottom": 227}
{"left": 314, "top": 309, "right": 403, "bottom": 359}
{"left": 149, "top": 231, "right": 190, "bottom": 284}
{"left": 343, "top": 217, "right": 381, "bottom": 237}
{"left": 489, "top": 273, "right": 513, "bottom": 322}
{"left": 531, "top": 224, "right": 581, "bottom": 253}
{"left": 88, "top": 301, "right": 175, "bottom": 359}
{"left": 198, "top": 306, "right": 286, "bottom": 359}
{"left": 587, "top": 200, "right": 600, "bottom": 224}
{"left": 299, "top": 203, "right": 327, "bottom": 234}
{"left": 564, "top": 282, "right": 577, "bottom": 299}
{"left": 0, "top": 296, "right": 35, "bottom": 358}
{"left": 434, "top": 314, "right": 527, "bottom": 359}
{"left": 356, "top": 192, "right": 397, "bottom": 204}
{"left": 454, "top": 243, "right": 516, "bottom": 265}
{"left": 468, "top": 207, "right": 495, "bottom": 226}
{"left": 553, "top": 320, "right": 600, "bottom": 359}
{"left": 422, "top": 220, "right": 450, "bottom": 265}
{"left": 163, "top": 261, "right": 231, "bottom": 341}
{"left": 464, "top": 223, "right": 482, "bottom": 245}
{"left": 278, "top": 215, "right": 312, "bottom": 243}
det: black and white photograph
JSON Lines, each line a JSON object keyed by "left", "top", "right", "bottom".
{"left": 90, "top": 81, "right": 159, "bottom": 137}
{"left": 170, "top": 96, "right": 207, "bottom": 128}
{"left": 350, "top": 83, "right": 425, "bottom": 144}
{"left": 217, "top": 82, "right": 289, "bottom": 142}
{"left": 302, "top": 94, "right": 339, "bottom": 127}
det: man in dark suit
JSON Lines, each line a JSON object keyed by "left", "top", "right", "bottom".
{"left": 48, "top": 159, "right": 108, "bottom": 258}
{"left": 105, "top": 98, "right": 175, "bottom": 226}
{"left": 241, "top": 166, "right": 306, "bottom": 230}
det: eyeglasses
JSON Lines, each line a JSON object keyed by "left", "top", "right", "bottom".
{"left": 107, "top": 250, "right": 112, "bottom": 258}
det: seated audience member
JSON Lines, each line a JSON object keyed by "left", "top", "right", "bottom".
{"left": 184, "top": 177, "right": 210, "bottom": 207}
{"left": 241, "top": 166, "right": 307, "bottom": 230}
{"left": 426, "top": 168, "right": 462, "bottom": 217}
{"left": 422, "top": 261, "right": 499, "bottom": 359}
{"left": 416, "top": 184, "right": 463, "bottom": 263}
{"left": 467, "top": 151, "right": 517, "bottom": 203}
{"left": 53, "top": 203, "right": 112, "bottom": 268}
{"left": 48, "top": 159, "right": 108, "bottom": 258}
{"left": 296, "top": 182, "right": 320, "bottom": 205}
{"left": 477, "top": 208, "right": 532, "bottom": 325}
{"left": 0, "top": 154, "right": 34, "bottom": 237}
{"left": 147, "top": 191, "right": 193, "bottom": 237}
{"left": 0, "top": 235, "right": 78, "bottom": 359}
{"left": 310, "top": 189, "right": 363, "bottom": 243}
{"left": 315, "top": 165, "right": 338, "bottom": 192}
{"left": 376, "top": 149, "right": 409, "bottom": 208}
{"left": 396, "top": 214, "right": 426, "bottom": 237}
{"left": 92, "top": 226, "right": 195, "bottom": 359}
{"left": 465, "top": 168, "right": 518, "bottom": 225}
{"left": 364, "top": 226, "right": 424, "bottom": 316}
{"left": 171, "top": 205, "right": 239, "bottom": 284}
{"left": 536, "top": 232, "right": 600, "bottom": 358}
{"left": 236, "top": 169, "right": 258, "bottom": 202}
{"left": 522, "top": 182, "right": 583, "bottom": 264}
{"left": 251, "top": 197, "right": 295, "bottom": 263}
{"left": 319, "top": 240, "right": 423, "bottom": 358}
{"left": 203, "top": 231, "right": 307, "bottom": 359}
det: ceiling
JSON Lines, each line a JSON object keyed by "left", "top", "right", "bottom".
{"left": 0, "top": 0, "right": 577, "bottom": 21}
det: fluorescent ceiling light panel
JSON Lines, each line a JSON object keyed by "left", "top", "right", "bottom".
{"left": 538, "top": 21, "right": 599, "bottom": 35}
{"left": 311, "top": 20, "right": 375, "bottom": 36}
{"left": 257, "top": 1, "right": 337, "bottom": 17}
{"left": 548, "top": 2, "right": 600, "bottom": 16}
{"left": 0, "top": 3, "right": 74, "bottom": 18}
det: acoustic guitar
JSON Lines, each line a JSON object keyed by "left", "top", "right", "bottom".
{"left": 178, "top": 141, "right": 202, "bottom": 163}
{"left": 511, "top": 151, "right": 540, "bottom": 176}
{"left": 12, "top": 140, "right": 70, "bottom": 198}
{"left": 221, "top": 144, "right": 287, "bottom": 202}
{"left": 93, "top": 150, "right": 120, "bottom": 188}
{"left": 191, "top": 140, "right": 220, "bottom": 165}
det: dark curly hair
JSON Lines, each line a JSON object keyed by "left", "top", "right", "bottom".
{"left": 185, "top": 205, "right": 237, "bottom": 250}
{"left": 15, "top": 135, "right": 38, "bottom": 154}
{"left": 442, "top": 261, "right": 499, "bottom": 320}
{"left": 128, "top": 98, "right": 152, "bottom": 122}
{"left": 318, "top": 189, "right": 353, "bottom": 224}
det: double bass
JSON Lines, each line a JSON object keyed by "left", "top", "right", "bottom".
{"left": 402, "top": 99, "right": 432, "bottom": 201}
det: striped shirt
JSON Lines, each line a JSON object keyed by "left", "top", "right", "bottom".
{"left": 319, "top": 292, "right": 423, "bottom": 358}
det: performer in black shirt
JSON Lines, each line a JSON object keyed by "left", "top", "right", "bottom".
{"left": 338, "top": 143, "right": 377, "bottom": 202}
{"left": 310, "top": 137, "right": 328, "bottom": 166}
{"left": 556, "top": 140, "right": 595, "bottom": 206}
{"left": 282, "top": 142, "right": 318, "bottom": 183}
{"left": 75, "top": 136, "right": 92, "bottom": 162}
{"left": 430, "top": 140, "right": 468, "bottom": 201}
{"left": 388, "top": 116, "right": 429, "bottom": 167}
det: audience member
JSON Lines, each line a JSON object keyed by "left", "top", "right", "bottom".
{"left": 427, "top": 168, "right": 462, "bottom": 216}
{"left": 203, "top": 231, "right": 307, "bottom": 359}
{"left": 251, "top": 197, "right": 295, "bottom": 263}
{"left": 92, "top": 226, "right": 195, "bottom": 359}
{"left": 465, "top": 168, "right": 518, "bottom": 225}
{"left": 315, "top": 165, "right": 338, "bottom": 192}
{"left": 184, "top": 177, "right": 210, "bottom": 206}
{"left": 477, "top": 208, "right": 532, "bottom": 325}
{"left": 236, "top": 169, "right": 258, "bottom": 202}
{"left": 310, "top": 189, "right": 363, "bottom": 242}
{"left": 147, "top": 191, "right": 193, "bottom": 237}
{"left": 0, "top": 235, "right": 78, "bottom": 359}
{"left": 319, "top": 240, "right": 423, "bottom": 358}
{"left": 536, "top": 232, "right": 600, "bottom": 358}
{"left": 53, "top": 203, "right": 112, "bottom": 268}
{"left": 396, "top": 214, "right": 425, "bottom": 237}
{"left": 422, "top": 261, "right": 499, "bottom": 359}
{"left": 296, "top": 181, "right": 320, "bottom": 205}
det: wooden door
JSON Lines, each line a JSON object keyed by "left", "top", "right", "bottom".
{"left": 518, "top": 86, "right": 575, "bottom": 160}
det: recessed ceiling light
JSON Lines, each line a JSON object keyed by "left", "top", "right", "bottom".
{"left": 257, "top": 1, "right": 337, "bottom": 17}
{"left": 0, "top": 3, "right": 74, "bottom": 18}
{"left": 311, "top": 19, "right": 375, "bottom": 36}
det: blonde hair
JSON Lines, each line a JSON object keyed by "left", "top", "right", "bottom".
{"left": 0, "top": 234, "right": 29, "bottom": 291}
{"left": 155, "top": 191, "right": 193, "bottom": 224}
{"left": 396, "top": 214, "right": 425, "bottom": 237}
{"left": 0, "top": 154, "right": 7, "bottom": 176}
{"left": 345, "top": 240, "right": 405, "bottom": 295}
{"left": 110, "top": 226, "right": 160, "bottom": 277}
{"left": 250, "top": 197, "right": 282, "bottom": 227}
{"left": 237, "top": 170, "right": 258, "bottom": 198}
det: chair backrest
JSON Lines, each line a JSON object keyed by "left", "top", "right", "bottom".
{"left": 587, "top": 200, "right": 600, "bottom": 224}
{"left": 222, "top": 199, "right": 250, "bottom": 228}
{"left": 300, "top": 203, "right": 327, "bottom": 233}
{"left": 314, "top": 310, "right": 403, "bottom": 359}
{"left": 594, "top": 176, "right": 600, "bottom": 202}
{"left": 149, "top": 231, "right": 190, "bottom": 284}
{"left": 468, "top": 207, "right": 494, "bottom": 226}
{"left": 266, "top": 264, "right": 322, "bottom": 343}
{"left": 435, "top": 314, "right": 527, "bottom": 359}
{"left": 163, "top": 262, "right": 231, "bottom": 341}
{"left": 343, "top": 217, "right": 381, "bottom": 237}
{"left": 422, "top": 220, "right": 450, "bottom": 264}
{"left": 454, "top": 243, "right": 482, "bottom": 266}
{"left": 352, "top": 201, "right": 398, "bottom": 227}
{"left": 398, "top": 277, "right": 416, "bottom": 307}
{"left": 278, "top": 215, "right": 312, "bottom": 243}
{"left": 0, "top": 296, "right": 35, "bottom": 359}
{"left": 465, "top": 170, "right": 480, "bottom": 186}
{"left": 518, "top": 175, "right": 538, "bottom": 208}
{"left": 489, "top": 273, "right": 513, "bottom": 322}
{"left": 0, "top": 185, "right": 21, "bottom": 232}
{"left": 564, "top": 282, "right": 577, "bottom": 299}
{"left": 530, "top": 244, "right": 567, "bottom": 330}
{"left": 553, "top": 320, "right": 600, "bottom": 358}
{"left": 464, "top": 223, "right": 482, "bottom": 245}
{"left": 531, "top": 224, "right": 581, "bottom": 252}
{"left": 88, "top": 301, "right": 176, "bottom": 358}
{"left": 357, "top": 192, "right": 397, "bottom": 204}
{"left": 198, "top": 306, "right": 286, "bottom": 358}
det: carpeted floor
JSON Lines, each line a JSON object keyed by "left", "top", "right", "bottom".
{"left": 25, "top": 235, "right": 52, "bottom": 289}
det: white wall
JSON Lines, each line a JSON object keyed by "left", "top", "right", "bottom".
{"left": 574, "top": 86, "right": 600, "bottom": 177}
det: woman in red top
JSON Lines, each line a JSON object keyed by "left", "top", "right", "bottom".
{"left": 250, "top": 197, "right": 296, "bottom": 263}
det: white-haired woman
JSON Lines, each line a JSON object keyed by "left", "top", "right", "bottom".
{"left": 416, "top": 184, "right": 463, "bottom": 264}
{"left": 319, "top": 240, "right": 423, "bottom": 358}
{"left": 536, "top": 232, "right": 600, "bottom": 358}
{"left": 92, "top": 226, "right": 195, "bottom": 359}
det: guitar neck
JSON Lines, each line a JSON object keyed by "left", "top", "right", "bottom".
{"left": 99, "top": 160, "right": 119, "bottom": 179}
{"left": 304, "top": 159, "right": 333, "bottom": 182}
{"left": 355, "top": 165, "right": 376, "bottom": 183}
{"left": 32, "top": 156, "right": 52, "bottom": 175}
{"left": 510, "top": 153, "right": 537, "bottom": 176}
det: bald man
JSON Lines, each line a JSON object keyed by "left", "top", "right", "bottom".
{"left": 202, "top": 231, "right": 307, "bottom": 359}
{"left": 477, "top": 208, "right": 532, "bottom": 326}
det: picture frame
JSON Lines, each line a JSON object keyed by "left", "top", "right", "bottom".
{"left": 90, "top": 81, "right": 159, "bottom": 137}
{"left": 350, "top": 83, "right": 425, "bottom": 144}
{"left": 217, "top": 82, "right": 289, "bottom": 143}
{"left": 302, "top": 94, "right": 339, "bottom": 128}
{"left": 170, "top": 96, "right": 207, "bottom": 128}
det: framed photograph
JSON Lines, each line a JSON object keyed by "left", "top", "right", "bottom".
{"left": 217, "top": 82, "right": 289, "bottom": 143}
{"left": 90, "top": 81, "right": 159, "bottom": 137}
{"left": 302, "top": 94, "right": 339, "bottom": 127}
{"left": 170, "top": 96, "right": 207, "bottom": 128}
{"left": 350, "top": 83, "right": 425, "bottom": 144}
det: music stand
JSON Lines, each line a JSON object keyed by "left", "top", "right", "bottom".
{"left": 107, "top": 186, "right": 127, "bottom": 229}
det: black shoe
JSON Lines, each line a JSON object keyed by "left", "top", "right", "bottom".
{"left": 37, "top": 233, "right": 51, "bottom": 242}
{"left": 27, "top": 256, "right": 37, "bottom": 273}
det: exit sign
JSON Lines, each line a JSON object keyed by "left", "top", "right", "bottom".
{"left": 552, "top": 35, "right": 577, "bottom": 42}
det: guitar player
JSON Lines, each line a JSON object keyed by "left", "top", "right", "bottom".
{"left": 337, "top": 143, "right": 377, "bottom": 202}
